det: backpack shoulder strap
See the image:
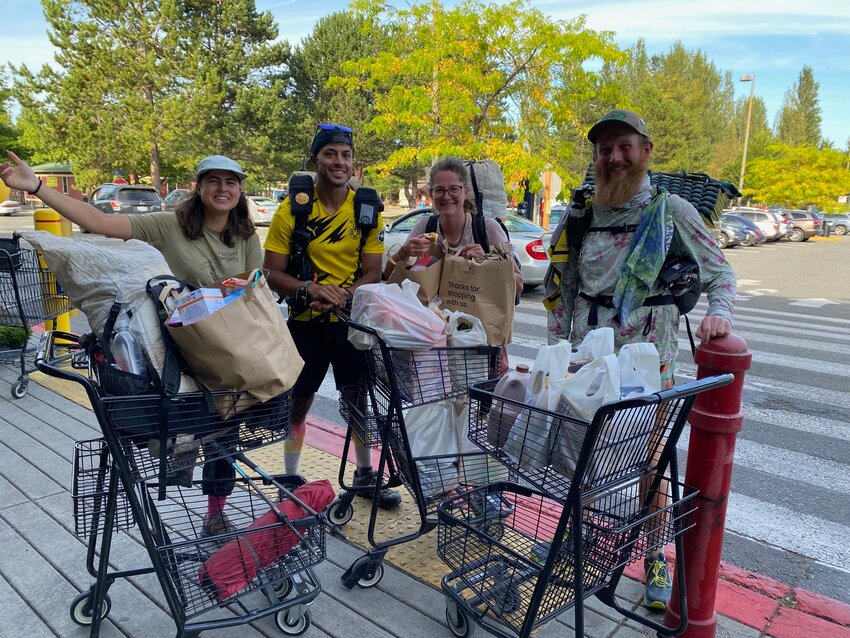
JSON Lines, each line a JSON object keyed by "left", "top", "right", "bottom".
{"left": 426, "top": 213, "right": 439, "bottom": 234}
{"left": 471, "top": 212, "right": 489, "bottom": 253}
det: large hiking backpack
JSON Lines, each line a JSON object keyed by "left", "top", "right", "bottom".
{"left": 464, "top": 159, "right": 508, "bottom": 219}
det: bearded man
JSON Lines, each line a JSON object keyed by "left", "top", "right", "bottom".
{"left": 543, "top": 109, "right": 736, "bottom": 609}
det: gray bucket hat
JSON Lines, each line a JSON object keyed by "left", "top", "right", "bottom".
{"left": 587, "top": 109, "right": 650, "bottom": 143}
{"left": 195, "top": 155, "right": 247, "bottom": 182}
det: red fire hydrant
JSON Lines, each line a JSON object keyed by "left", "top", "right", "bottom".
{"left": 665, "top": 334, "right": 752, "bottom": 637}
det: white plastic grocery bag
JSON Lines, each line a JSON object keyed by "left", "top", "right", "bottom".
{"left": 444, "top": 310, "right": 489, "bottom": 388}
{"left": 618, "top": 342, "right": 662, "bottom": 399}
{"left": 503, "top": 341, "right": 571, "bottom": 470}
{"left": 573, "top": 327, "right": 615, "bottom": 362}
{"left": 404, "top": 399, "right": 462, "bottom": 498}
{"left": 549, "top": 354, "right": 621, "bottom": 480}
{"left": 349, "top": 280, "right": 447, "bottom": 350}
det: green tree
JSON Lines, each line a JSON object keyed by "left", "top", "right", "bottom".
{"left": 0, "top": 68, "right": 23, "bottom": 158}
{"left": 11, "top": 0, "right": 289, "bottom": 190}
{"left": 746, "top": 143, "right": 850, "bottom": 211}
{"left": 288, "top": 11, "right": 393, "bottom": 185}
{"left": 333, "top": 0, "right": 622, "bottom": 201}
{"left": 605, "top": 41, "right": 734, "bottom": 174}
{"left": 775, "top": 65, "right": 821, "bottom": 147}
{"left": 717, "top": 94, "right": 773, "bottom": 185}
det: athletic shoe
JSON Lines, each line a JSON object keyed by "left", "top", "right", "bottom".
{"left": 201, "top": 513, "right": 236, "bottom": 538}
{"left": 352, "top": 469, "right": 402, "bottom": 510}
{"left": 643, "top": 556, "right": 672, "bottom": 611}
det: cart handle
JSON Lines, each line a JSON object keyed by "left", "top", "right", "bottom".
{"left": 35, "top": 330, "right": 97, "bottom": 392}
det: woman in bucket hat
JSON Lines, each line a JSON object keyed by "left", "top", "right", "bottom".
{"left": 1, "top": 150, "right": 262, "bottom": 536}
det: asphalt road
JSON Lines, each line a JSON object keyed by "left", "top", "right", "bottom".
{"left": 4, "top": 208, "right": 849, "bottom": 602}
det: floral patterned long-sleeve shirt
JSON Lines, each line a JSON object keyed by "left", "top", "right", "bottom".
{"left": 547, "top": 178, "right": 736, "bottom": 382}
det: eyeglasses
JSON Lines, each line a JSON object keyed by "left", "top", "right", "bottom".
{"left": 316, "top": 123, "right": 353, "bottom": 134}
{"left": 431, "top": 185, "right": 464, "bottom": 198}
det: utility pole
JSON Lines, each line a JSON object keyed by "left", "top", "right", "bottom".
{"left": 738, "top": 75, "right": 755, "bottom": 196}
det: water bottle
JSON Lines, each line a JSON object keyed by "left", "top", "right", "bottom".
{"left": 487, "top": 363, "right": 531, "bottom": 448}
{"left": 110, "top": 318, "right": 148, "bottom": 377}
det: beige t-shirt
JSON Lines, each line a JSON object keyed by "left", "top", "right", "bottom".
{"left": 129, "top": 212, "right": 262, "bottom": 286}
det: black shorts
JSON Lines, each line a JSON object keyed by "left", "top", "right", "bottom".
{"left": 288, "top": 319, "right": 367, "bottom": 396}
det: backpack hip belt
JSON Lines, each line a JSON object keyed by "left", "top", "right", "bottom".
{"left": 578, "top": 290, "right": 674, "bottom": 326}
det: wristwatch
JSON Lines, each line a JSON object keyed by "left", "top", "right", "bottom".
{"left": 296, "top": 281, "right": 311, "bottom": 303}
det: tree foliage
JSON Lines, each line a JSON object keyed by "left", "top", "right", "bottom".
{"left": 0, "top": 68, "right": 23, "bottom": 158}
{"left": 746, "top": 143, "right": 850, "bottom": 212}
{"left": 603, "top": 41, "right": 734, "bottom": 175}
{"left": 331, "top": 0, "right": 622, "bottom": 199}
{"left": 775, "top": 65, "right": 822, "bottom": 147}
{"left": 11, "top": 0, "right": 289, "bottom": 190}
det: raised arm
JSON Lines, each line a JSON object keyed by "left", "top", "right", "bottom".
{"left": 0, "top": 150, "right": 132, "bottom": 239}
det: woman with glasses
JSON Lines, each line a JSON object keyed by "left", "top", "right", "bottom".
{"left": 383, "top": 156, "right": 522, "bottom": 298}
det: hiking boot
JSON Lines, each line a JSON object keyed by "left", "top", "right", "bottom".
{"left": 643, "top": 555, "right": 672, "bottom": 611}
{"left": 352, "top": 469, "right": 402, "bottom": 510}
{"left": 201, "top": 513, "right": 236, "bottom": 538}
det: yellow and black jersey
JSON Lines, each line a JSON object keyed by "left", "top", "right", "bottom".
{"left": 264, "top": 187, "right": 384, "bottom": 318}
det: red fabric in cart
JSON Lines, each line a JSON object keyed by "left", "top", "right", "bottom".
{"left": 198, "top": 479, "right": 335, "bottom": 601}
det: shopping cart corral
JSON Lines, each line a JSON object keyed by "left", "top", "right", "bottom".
{"left": 336, "top": 319, "right": 508, "bottom": 590}
{"left": 0, "top": 234, "right": 72, "bottom": 398}
{"left": 37, "top": 330, "right": 342, "bottom": 638}
{"left": 436, "top": 374, "right": 733, "bottom": 638}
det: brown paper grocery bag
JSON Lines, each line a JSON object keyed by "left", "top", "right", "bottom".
{"left": 386, "top": 257, "right": 443, "bottom": 305}
{"left": 167, "top": 270, "right": 304, "bottom": 408}
{"left": 439, "top": 244, "right": 515, "bottom": 346}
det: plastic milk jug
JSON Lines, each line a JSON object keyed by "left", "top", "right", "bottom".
{"left": 487, "top": 364, "right": 531, "bottom": 448}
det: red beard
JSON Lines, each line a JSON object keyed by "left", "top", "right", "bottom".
{"left": 593, "top": 155, "right": 649, "bottom": 208}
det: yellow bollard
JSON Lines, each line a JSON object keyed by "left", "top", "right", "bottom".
{"left": 33, "top": 208, "right": 72, "bottom": 333}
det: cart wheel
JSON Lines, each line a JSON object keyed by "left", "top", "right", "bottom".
{"left": 357, "top": 561, "right": 384, "bottom": 588}
{"left": 275, "top": 608, "right": 311, "bottom": 635}
{"left": 70, "top": 590, "right": 112, "bottom": 626}
{"left": 273, "top": 577, "right": 293, "bottom": 599}
{"left": 11, "top": 379, "right": 28, "bottom": 399}
{"left": 445, "top": 605, "right": 473, "bottom": 637}
{"left": 328, "top": 501, "right": 354, "bottom": 526}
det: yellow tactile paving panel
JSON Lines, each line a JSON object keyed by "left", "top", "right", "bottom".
{"left": 31, "top": 372, "right": 450, "bottom": 590}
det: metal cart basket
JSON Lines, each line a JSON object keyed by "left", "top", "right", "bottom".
{"left": 335, "top": 319, "right": 510, "bottom": 590}
{"left": 37, "top": 330, "right": 333, "bottom": 638}
{"left": 436, "top": 374, "right": 732, "bottom": 638}
{"left": 0, "top": 234, "right": 72, "bottom": 398}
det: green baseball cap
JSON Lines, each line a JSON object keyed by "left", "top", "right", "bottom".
{"left": 587, "top": 109, "right": 650, "bottom": 143}
{"left": 195, "top": 155, "right": 247, "bottom": 182}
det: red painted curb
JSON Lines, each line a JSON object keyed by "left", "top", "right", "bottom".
{"left": 766, "top": 607, "right": 850, "bottom": 638}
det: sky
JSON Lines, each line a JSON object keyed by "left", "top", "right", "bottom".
{"left": 3, "top": 0, "right": 849, "bottom": 146}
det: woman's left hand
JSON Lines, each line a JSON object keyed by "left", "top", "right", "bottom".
{"left": 695, "top": 316, "right": 731, "bottom": 344}
{"left": 459, "top": 244, "right": 485, "bottom": 260}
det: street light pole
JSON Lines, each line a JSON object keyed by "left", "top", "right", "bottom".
{"left": 738, "top": 75, "right": 755, "bottom": 195}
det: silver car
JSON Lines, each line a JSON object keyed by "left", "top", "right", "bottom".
{"left": 382, "top": 208, "right": 551, "bottom": 288}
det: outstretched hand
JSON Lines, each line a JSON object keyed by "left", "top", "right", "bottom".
{"left": 0, "top": 151, "right": 39, "bottom": 193}
{"left": 695, "top": 316, "right": 731, "bottom": 344}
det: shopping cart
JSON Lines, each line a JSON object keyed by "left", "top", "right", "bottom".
{"left": 0, "top": 234, "right": 72, "bottom": 398}
{"left": 436, "top": 374, "right": 733, "bottom": 638}
{"left": 37, "top": 330, "right": 339, "bottom": 638}
{"left": 336, "top": 319, "right": 510, "bottom": 590}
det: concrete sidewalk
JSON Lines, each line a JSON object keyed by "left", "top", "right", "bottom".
{"left": 0, "top": 365, "right": 848, "bottom": 638}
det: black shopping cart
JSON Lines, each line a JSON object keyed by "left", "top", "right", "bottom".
{"left": 37, "top": 330, "right": 339, "bottom": 638}
{"left": 436, "top": 374, "right": 732, "bottom": 638}
{"left": 0, "top": 234, "right": 72, "bottom": 398}
{"left": 335, "top": 319, "right": 511, "bottom": 590}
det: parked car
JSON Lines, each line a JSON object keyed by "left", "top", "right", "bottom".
{"left": 162, "top": 188, "right": 191, "bottom": 211}
{"left": 247, "top": 196, "right": 279, "bottom": 226}
{"left": 780, "top": 209, "right": 821, "bottom": 242}
{"left": 824, "top": 214, "right": 849, "bottom": 235}
{"left": 89, "top": 184, "right": 164, "bottom": 215}
{"left": 382, "top": 208, "right": 551, "bottom": 288}
{"left": 548, "top": 204, "right": 568, "bottom": 230}
{"left": 734, "top": 210, "right": 782, "bottom": 241}
{"left": 720, "top": 214, "right": 766, "bottom": 246}
{"left": 771, "top": 211, "right": 794, "bottom": 240}
{"left": 0, "top": 200, "right": 22, "bottom": 216}
{"left": 716, "top": 220, "right": 748, "bottom": 249}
